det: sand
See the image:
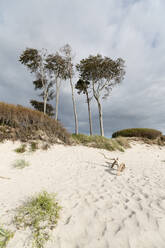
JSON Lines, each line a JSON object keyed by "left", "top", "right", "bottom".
{"left": 0, "top": 140, "right": 165, "bottom": 248}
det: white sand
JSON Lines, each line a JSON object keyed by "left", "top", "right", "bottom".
{"left": 1, "top": 140, "right": 165, "bottom": 248}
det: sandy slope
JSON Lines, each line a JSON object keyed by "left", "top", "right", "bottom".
{"left": 0, "top": 141, "right": 165, "bottom": 248}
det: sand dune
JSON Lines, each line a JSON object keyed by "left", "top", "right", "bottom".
{"left": 1, "top": 141, "right": 165, "bottom": 248}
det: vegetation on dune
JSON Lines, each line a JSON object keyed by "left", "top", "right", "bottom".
{"left": 14, "top": 144, "right": 26, "bottom": 153}
{"left": 0, "top": 226, "right": 14, "bottom": 248}
{"left": 13, "top": 191, "right": 61, "bottom": 248}
{"left": 112, "top": 128, "right": 162, "bottom": 139}
{"left": 0, "top": 102, "right": 71, "bottom": 144}
{"left": 12, "top": 159, "right": 30, "bottom": 169}
{"left": 72, "top": 134, "right": 130, "bottom": 152}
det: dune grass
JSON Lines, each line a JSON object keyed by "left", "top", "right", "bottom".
{"left": 29, "top": 142, "right": 38, "bottom": 152}
{"left": 14, "top": 144, "right": 26, "bottom": 153}
{"left": 0, "top": 226, "right": 14, "bottom": 248}
{"left": 72, "top": 134, "right": 130, "bottom": 152}
{"left": 13, "top": 191, "right": 61, "bottom": 248}
{"left": 12, "top": 159, "right": 30, "bottom": 169}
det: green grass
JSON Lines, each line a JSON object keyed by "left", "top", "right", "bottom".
{"left": 0, "top": 226, "right": 14, "bottom": 248}
{"left": 14, "top": 144, "right": 26, "bottom": 153}
{"left": 13, "top": 191, "right": 61, "bottom": 248}
{"left": 12, "top": 159, "right": 30, "bottom": 169}
{"left": 72, "top": 134, "right": 130, "bottom": 152}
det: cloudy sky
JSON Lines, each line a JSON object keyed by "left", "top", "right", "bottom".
{"left": 0, "top": 0, "right": 165, "bottom": 136}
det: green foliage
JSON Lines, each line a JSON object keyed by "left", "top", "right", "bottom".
{"left": 0, "top": 226, "right": 14, "bottom": 248}
{"left": 72, "top": 134, "right": 130, "bottom": 152}
{"left": 14, "top": 144, "right": 26, "bottom": 153}
{"left": 76, "top": 54, "right": 125, "bottom": 99}
{"left": 12, "top": 159, "right": 30, "bottom": 169}
{"left": 112, "top": 128, "right": 162, "bottom": 140}
{"left": 14, "top": 191, "right": 61, "bottom": 248}
{"left": 30, "top": 100, "right": 54, "bottom": 117}
{"left": 0, "top": 102, "right": 71, "bottom": 144}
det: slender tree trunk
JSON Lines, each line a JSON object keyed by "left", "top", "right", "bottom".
{"left": 55, "top": 78, "right": 60, "bottom": 120}
{"left": 40, "top": 56, "right": 47, "bottom": 115}
{"left": 70, "top": 78, "right": 78, "bottom": 134}
{"left": 95, "top": 96, "right": 104, "bottom": 136}
{"left": 86, "top": 92, "right": 92, "bottom": 136}
{"left": 43, "top": 88, "right": 48, "bottom": 115}
{"left": 92, "top": 82, "right": 104, "bottom": 136}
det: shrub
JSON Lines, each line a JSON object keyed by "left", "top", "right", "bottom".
{"left": 112, "top": 128, "right": 162, "bottom": 140}
{"left": 12, "top": 159, "right": 30, "bottom": 169}
{"left": 13, "top": 191, "right": 61, "bottom": 248}
{"left": 0, "top": 226, "right": 14, "bottom": 248}
{"left": 0, "top": 102, "right": 71, "bottom": 144}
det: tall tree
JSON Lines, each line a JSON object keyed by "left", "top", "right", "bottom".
{"left": 75, "top": 79, "right": 93, "bottom": 135}
{"left": 19, "top": 48, "right": 53, "bottom": 115}
{"left": 30, "top": 77, "right": 55, "bottom": 116}
{"left": 60, "top": 44, "right": 79, "bottom": 134}
{"left": 46, "top": 52, "right": 67, "bottom": 120}
{"left": 77, "top": 54, "right": 125, "bottom": 136}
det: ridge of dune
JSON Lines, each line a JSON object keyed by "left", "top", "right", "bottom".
{"left": 0, "top": 140, "right": 165, "bottom": 248}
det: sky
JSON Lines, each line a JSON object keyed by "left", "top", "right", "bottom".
{"left": 0, "top": 0, "right": 165, "bottom": 136}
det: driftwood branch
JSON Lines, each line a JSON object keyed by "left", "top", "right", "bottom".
{"left": 100, "top": 152, "right": 125, "bottom": 175}
{"left": 0, "top": 176, "right": 11, "bottom": 180}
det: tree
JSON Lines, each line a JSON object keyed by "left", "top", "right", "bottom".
{"left": 60, "top": 44, "right": 79, "bottom": 134}
{"left": 30, "top": 77, "right": 55, "bottom": 116}
{"left": 19, "top": 48, "right": 53, "bottom": 115}
{"left": 77, "top": 54, "right": 125, "bottom": 136}
{"left": 46, "top": 52, "right": 67, "bottom": 120}
{"left": 30, "top": 100, "right": 54, "bottom": 116}
{"left": 75, "top": 79, "right": 93, "bottom": 135}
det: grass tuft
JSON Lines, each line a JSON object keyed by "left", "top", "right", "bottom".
{"left": 14, "top": 144, "right": 26, "bottom": 153}
{"left": 30, "top": 142, "right": 38, "bottom": 152}
{"left": 0, "top": 226, "right": 14, "bottom": 248}
{"left": 13, "top": 191, "right": 61, "bottom": 248}
{"left": 12, "top": 159, "right": 30, "bottom": 169}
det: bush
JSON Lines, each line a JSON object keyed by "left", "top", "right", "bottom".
{"left": 0, "top": 102, "right": 71, "bottom": 144}
{"left": 112, "top": 128, "right": 162, "bottom": 140}
{"left": 14, "top": 191, "right": 61, "bottom": 248}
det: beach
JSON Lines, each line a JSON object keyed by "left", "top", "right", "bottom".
{"left": 1, "top": 141, "right": 165, "bottom": 248}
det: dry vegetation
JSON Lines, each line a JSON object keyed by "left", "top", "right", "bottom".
{"left": 72, "top": 134, "right": 130, "bottom": 152}
{"left": 0, "top": 102, "right": 71, "bottom": 144}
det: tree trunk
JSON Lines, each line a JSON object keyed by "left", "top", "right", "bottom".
{"left": 55, "top": 78, "right": 60, "bottom": 120}
{"left": 70, "top": 78, "right": 78, "bottom": 134}
{"left": 96, "top": 97, "right": 104, "bottom": 136}
{"left": 43, "top": 96, "right": 47, "bottom": 114}
{"left": 86, "top": 91, "right": 93, "bottom": 136}
{"left": 43, "top": 89, "right": 48, "bottom": 115}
